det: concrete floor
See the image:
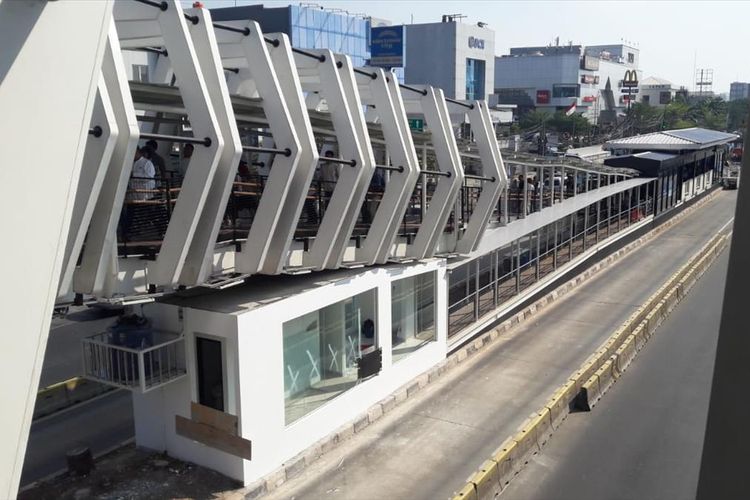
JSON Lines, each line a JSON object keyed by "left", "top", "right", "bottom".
{"left": 500, "top": 249, "right": 728, "bottom": 500}
{"left": 264, "top": 192, "right": 736, "bottom": 500}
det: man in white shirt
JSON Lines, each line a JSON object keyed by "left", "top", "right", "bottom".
{"left": 130, "top": 146, "right": 156, "bottom": 201}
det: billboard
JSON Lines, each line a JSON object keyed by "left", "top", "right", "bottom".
{"left": 370, "top": 26, "right": 404, "bottom": 67}
{"left": 536, "top": 90, "right": 551, "bottom": 104}
{"left": 581, "top": 55, "right": 600, "bottom": 71}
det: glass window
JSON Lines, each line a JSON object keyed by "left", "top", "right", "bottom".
{"left": 465, "top": 58, "right": 486, "bottom": 100}
{"left": 131, "top": 64, "right": 149, "bottom": 83}
{"left": 283, "top": 288, "right": 378, "bottom": 424}
{"left": 552, "top": 84, "right": 580, "bottom": 98}
{"left": 391, "top": 272, "right": 436, "bottom": 363}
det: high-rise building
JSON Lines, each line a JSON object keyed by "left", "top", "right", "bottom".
{"left": 729, "top": 82, "right": 750, "bottom": 101}
{"left": 211, "top": 4, "right": 373, "bottom": 67}
{"left": 403, "top": 15, "right": 495, "bottom": 101}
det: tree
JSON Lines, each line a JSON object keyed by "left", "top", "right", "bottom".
{"left": 547, "top": 111, "right": 591, "bottom": 135}
{"left": 627, "top": 102, "right": 662, "bottom": 134}
{"left": 519, "top": 109, "right": 551, "bottom": 131}
{"left": 727, "top": 98, "right": 750, "bottom": 133}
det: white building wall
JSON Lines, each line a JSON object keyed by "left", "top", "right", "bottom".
{"left": 453, "top": 22, "right": 495, "bottom": 101}
{"left": 135, "top": 260, "right": 447, "bottom": 485}
{"left": 596, "top": 59, "right": 641, "bottom": 110}
{"left": 405, "top": 21, "right": 495, "bottom": 101}
{"left": 133, "top": 304, "right": 245, "bottom": 481}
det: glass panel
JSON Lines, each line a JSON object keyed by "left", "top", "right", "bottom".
{"left": 392, "top": 272, "right": 436, "bottom": 363}
{"left": 477, "top": 254, "right": 494, "bottom": 317}
{"left": 283, "top": 288, "right": 378, "bottom": 424}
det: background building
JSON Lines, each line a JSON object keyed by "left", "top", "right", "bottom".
{"left": 729, "top": 82, "right": 750, "bottom": 101}
{"left": 404, "top": 15, "right": 495, "bottom": 101}
{"left": 493, "top": 42, "right": 642, "bottom": 122}
{"left": 212, "top": 4, "right": 373, "bottom": 67}
{"left": 639, "top": 76, "right": 678, "bottom": 107}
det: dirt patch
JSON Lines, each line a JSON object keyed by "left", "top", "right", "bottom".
{"left": 19, "top": 444, "right": 242, "bottom": 500}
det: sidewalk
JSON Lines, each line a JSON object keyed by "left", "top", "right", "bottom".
{"left": 265, "top": 192, "right": 736, "bottom": 500}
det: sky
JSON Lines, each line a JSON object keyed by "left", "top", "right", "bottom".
{"left": 197, "top": 0, "right": 750, "bottom": 94}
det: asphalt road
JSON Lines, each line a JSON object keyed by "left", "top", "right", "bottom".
{"left": 20, "top": 191, "right": 735, "bottom": 493}
{"left": 265, "top": 193, "right": 736, "bottom": 500}
{"left": 21, "top": 390, "right": 133, "bottom": 486}
{"left": 500, "top": 248, "right": 729, "bottom": 500}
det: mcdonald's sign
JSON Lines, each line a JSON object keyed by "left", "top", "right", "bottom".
{"left": 622, "top": 70, "right": 639, "bottom": 88}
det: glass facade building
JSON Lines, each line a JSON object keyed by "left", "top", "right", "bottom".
{"left": 213, "top": 4, "right": 406, "bottom": 80}
{"left": 289, "top": 5, "right": 370, "bottom": 67}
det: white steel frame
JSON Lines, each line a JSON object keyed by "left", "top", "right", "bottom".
{"left": 355, "top": 68, "right": 422, "bottom": 265}
{"left": 403, "top": 86, "right": 464, "bottom": 260}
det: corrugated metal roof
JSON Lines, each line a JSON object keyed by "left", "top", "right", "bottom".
{"left": 605, "top": 127, "right": 738, "bottom": 151}
{"left": 665, "top": 128, "right": 738, "bottom": 144}
{"left": 608, "top": 132, "right": 694, "bottom": 146}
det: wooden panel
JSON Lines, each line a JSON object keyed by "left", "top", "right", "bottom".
{"left": 190, "top": 402, "right": 238, "bottom": 434}
{"left": 175, "top": 415, "right": 252, "bottom": 460}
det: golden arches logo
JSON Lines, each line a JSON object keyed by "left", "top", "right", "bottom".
{"left": 623, "top": 70, "right": 638, "bottom": 86}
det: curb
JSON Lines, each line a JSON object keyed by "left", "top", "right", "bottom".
{"left": 451, "top": 228, "right": 730, "bottom": 500}
{"left": 240, "top": 188, "right": 724, "bottom": 499}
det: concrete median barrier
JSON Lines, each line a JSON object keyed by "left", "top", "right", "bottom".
{"left": 545, "top": 386, "right": 570, "bottom": 431}
{"left": 615, "top": 334, "right": 637, "bottom": 373}
{"left": 492, "top": 437, "right": 516, "bottom": 488}
{"left": 533, "top": 408, "right": 553, "bottom": 448}
{"left": 451, "top": 481, "right": 478, "bottom": 500}
{"left": 510, "top": 416, "right": 540, "bottom": 472}
{"left": 467, "top": 459, "right": 500, "bottom": 500}
{"left": 578, "top": 374, "right": 600, "bottom": 411}
{"left": 34, "top": 383, "right": 70, "bottom": 419}
{"left": 571, "top": 357, "right": 600, "bottom": 394}
{"left": 34, "top": 376, "right": 114, "bottom": 420}
{"left": 633, "top": 322, "right": 648, "bottom": 350}
{"left": 597, "top": 358, "right": 616, "bottom": 394}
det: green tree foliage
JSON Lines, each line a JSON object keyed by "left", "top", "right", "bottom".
{"left": 629, "top": 96, "right": 732, "bottom": 133}
{"left": 727, "top": 98, "right": 749, "bottom": 133}
{"left": 519, "top": 109, "right": 551, "bottom": 130}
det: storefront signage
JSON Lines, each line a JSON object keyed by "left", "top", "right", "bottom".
{"left": 468, "top": 36, "right": 485, "bottom": 50}
{"left": 580, "top": 74, "right": 599, "bottom": 85}
{"left": 536, "top": 90, "right": 551, "bottom": 104}
{"left": 581, "top": 54, "right": 600, "bottom": 71}
{"left": 622, "top": 69, "right": 639, "bottom": 88}
{"left": 370, "top": 26, "right": 404, "bottom": 67}
{"left": 582, "top": 95, "right": 597, "bottom": 103}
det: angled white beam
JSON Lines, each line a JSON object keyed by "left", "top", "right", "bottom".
{"left": 114, "top": 0, "right": 225, "bottom": 288}
{"left": 258, "top": 33, "right": 318, "bottom": 274}
{"left": 355, "top": 68, "right": 421, "bottom": 265}
{"left": 0, "top": 2, "right": 112, "bottom": 497}
{"left": 454, "top": 101, "right": 507, "bottom": 254}
{"left": 58, "top": 77, "right": 118, "bottom": 299}
{"left": 403, "top": 86, "right": 464, "bottom": 260}
{"left": 178, "top": 7, "right": 242, "bottom": 285}
{"left": 75, "top": 22, "right": 141, "bottom": 296}
{"left": 294, "top": 49, "right": 374, "bottom": 270}
{"left": 326, "top": 53, "right": 377, "bottom": 268}
{"left": 217, "top": 25, "right": 313, "bottom": 275}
